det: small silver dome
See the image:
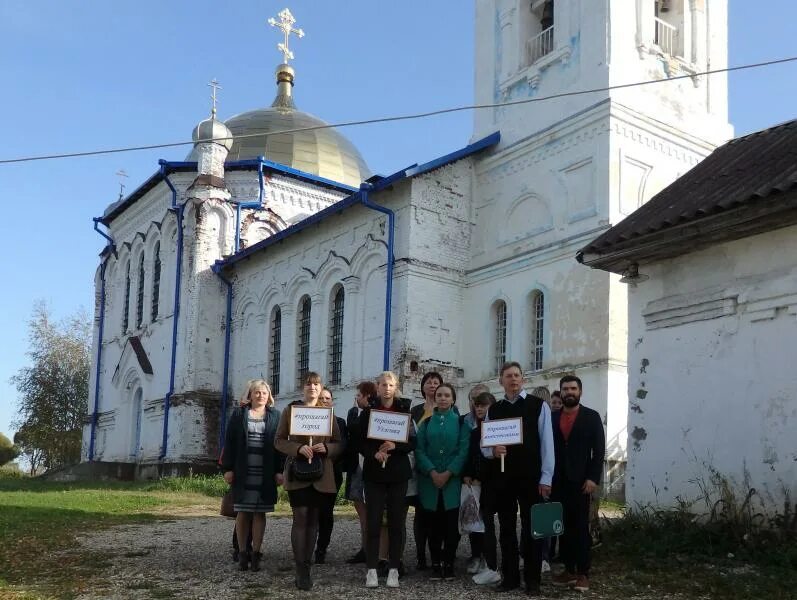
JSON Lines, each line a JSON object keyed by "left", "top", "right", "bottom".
{"left": 192, "top": 117, "right": 234, "bottom": 151}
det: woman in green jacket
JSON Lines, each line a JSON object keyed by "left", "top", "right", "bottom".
{"left": 415, "top": 383, "right": 471, "bottom": 580}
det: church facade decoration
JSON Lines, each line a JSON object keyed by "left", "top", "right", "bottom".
{"left": 83, "top": 3, "right": 732, "bottom": 496}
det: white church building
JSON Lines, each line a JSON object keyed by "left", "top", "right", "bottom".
{"left": 82, "top": 2, "right": 732, "bottom": 489}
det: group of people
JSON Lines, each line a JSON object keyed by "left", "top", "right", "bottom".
{"left": 220, "top": 361, "right": 606, "bottom": 596}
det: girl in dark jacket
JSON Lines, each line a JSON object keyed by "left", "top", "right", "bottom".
{"left": 221, "top": 379, "right": 283, "bottom": 572}
{"left": 359, "top": 371, "right": 415, "bottom": 589}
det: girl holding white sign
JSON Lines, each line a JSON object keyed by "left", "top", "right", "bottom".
{"left": 415, "top": 383, "right": 471, "bottom": 580}
{"left": 359, "top": 371, "right": 415, "bottom": 589}
{"left": 274, "top": 372, "right": 343, "bottom": 591}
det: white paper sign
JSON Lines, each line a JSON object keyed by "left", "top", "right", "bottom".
{"left": 480, "top": 417, "right": 523, "bottom": 447}
{"left": 289, "top": 405, "right": 333, "bottom": 437}
{"left": 367, "top": 410, "right": 411, "bottom": 443}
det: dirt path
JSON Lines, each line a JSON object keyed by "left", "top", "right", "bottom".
{"left": 69, "top": 512, "right": 690, "bottom": 600}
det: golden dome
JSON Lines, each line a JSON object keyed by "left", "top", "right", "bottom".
{"left": 188, "top": 64, "right": 370, "bottom": 188}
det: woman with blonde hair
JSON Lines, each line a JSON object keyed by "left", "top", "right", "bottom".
{"left": 359, "top": 371, "right": 415, "bottom": 588}
{"left": 275, "top": 372, "right": 343, "bottom": 590}
{"left": 221, "top": 379, "right": 283, "bottom": 572}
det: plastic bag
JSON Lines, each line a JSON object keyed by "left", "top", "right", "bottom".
{"left": 459, "top": 483, "right": 485, "bottom": 534}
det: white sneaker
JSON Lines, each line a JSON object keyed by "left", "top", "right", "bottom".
{"left": 386, "top": 568, "right": 399, "bottom": 588}
{"left": 467, "top": 557, "right": 484, "bottom": 574}
{"left": 541, "top": 560, "right": 551, "bottom": 573}
{"left": 473, "top": 568, "right": 501, "bottom": 585}
{"left": 365, "top": 569, "right": 378, "bottom": 588}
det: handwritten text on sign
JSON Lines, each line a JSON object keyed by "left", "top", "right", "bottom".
{"left": 480, "top": 417, "right": 523, "bottom": 447}
{"left": 289, "top": 405, "right": 333, "bottom": 437}
{"left": 367, "top": 410, "right": 411, "bottom": 443}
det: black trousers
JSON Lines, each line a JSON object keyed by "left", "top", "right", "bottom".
{"left": 364, "top": 480, "right": 408, "bottom": 569}
{"left": 496, "top": 478, "right": 543, "bottom": 587}
{"left": 316, "top": 480, "right": 342, "bottom": 553}
{"left": 423, "top": 493, "right": 460, "bottom": 566}
{"left": 556, "top": 480, "right": 592, "bottom": 575}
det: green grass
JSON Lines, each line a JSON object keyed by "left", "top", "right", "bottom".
{"left": 0, "top": 475, "right": 219, "bottom": 599}
{"left": 599, "top": 505, "right": 797, "bottom": 599}
{"left": 0, "top": 472, "right": 356, "bottom": 598}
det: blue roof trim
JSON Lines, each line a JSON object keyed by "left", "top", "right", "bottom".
{"left": 212, "top": 192, "right": 365, "bottom": 272}
{"left": 100, "top": 158, "right": 357, "bottom": 224}
{"left": 405, "top": 131, "right": 500, "bottom": 178}
{"left": 228, "top": 158, "right": 357, "bottom": 193}
{"left": 213, "top": 131, "right": 500, "bottom": 271}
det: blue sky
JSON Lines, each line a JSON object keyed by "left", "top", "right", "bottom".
{"left": 1, "top": 1, "right": 796, "bottom": 443}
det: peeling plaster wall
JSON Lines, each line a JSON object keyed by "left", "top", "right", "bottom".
{"left": 228, "top": 183, "right": 413, "bottom": 411}
{"left": 626, "top": 225, "right": 797, "bottom": 512}
{"left": 82, "top": 174, "right": 194, "bottom": 464}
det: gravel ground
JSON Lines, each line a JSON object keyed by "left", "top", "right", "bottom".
{"left": 71, "top": 512, "right": 689, "bottom": 600}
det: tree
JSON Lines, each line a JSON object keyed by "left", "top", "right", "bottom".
{"left": 0, "top": 433, "right": 19, "bottom": 467}
{"left": 11, "top": 302, "right": 91, "bottom": 473}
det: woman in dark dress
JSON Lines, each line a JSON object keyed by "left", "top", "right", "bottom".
{"left": 221, "top": 379, "right": 283, "bottom": 572}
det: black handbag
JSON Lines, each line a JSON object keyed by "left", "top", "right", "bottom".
{"left": 290, "top": 455, "right": 323, "bottom": 482}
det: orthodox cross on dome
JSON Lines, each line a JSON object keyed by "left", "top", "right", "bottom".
{"left": 208, "top": 78, "right": 222, "bottom": 118}
{"left": 115, "top": 169, "right": 128, "bottom": 200}
{"left": 268, "top": 8, "right": 304, "bottom": 64}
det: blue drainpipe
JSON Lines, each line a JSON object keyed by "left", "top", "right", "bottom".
{"left": 159, "top": 160, "right": 184, "bottom": 461}
{"left": 212, "top": 265, "right": 233, "bottom": 451}
{"left": 359, "top": 185, "right": 395, "bottom": 370}
{"left": 234, "top": 157, "right": 267, "bottom": 252}
{"left": 88, "top": 219, "right": 115, "bottom": 461}
{"left": 217, "top": 157, "right": 265, "bottom": 448}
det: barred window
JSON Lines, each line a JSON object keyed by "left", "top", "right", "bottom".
{"left": 530, "top": 291, "right": 545, "bottom": 371}
{"left": 297, "top": 296, "right": 311, "bottom": 385}
{"left": 494, "top": 300, "right": 507, "bottom": 375}
{"left": 135, "top": 252, "right": 145, "bottom": 329}
{"left": 122, "top": 262, "right": 131, "bottom": 334}
{"left": 328, "top": 287, "right": 344, "bottom": 385}
{"left": 151, "top": 242, "right": 161, "bottom": 321}
{"left": 270, "top": 307, "right": 282, "bottom": 395}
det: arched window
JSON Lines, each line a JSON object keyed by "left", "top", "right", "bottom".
{"left": 151, "top": 242, "right": 161, "bottom": 321}
{"left": 122, "top": 261, "right": 131, "bottom": 334}
{"left": 328, "top": 287, "right": 344, "bottom": 385}
{"left": 530, "top": 291, "right": 545, "bottom": 371}
{"left": 135, "top": 252, "right": 145, "bottom": 329}
{"left": 297, "top": 296, "right": 311, "bottom": 385}
{"left": 270, "top": 306, "right": 282, "bottom": 395}
{"left": 493, "top": 300, "right": 507, "bottom": 375}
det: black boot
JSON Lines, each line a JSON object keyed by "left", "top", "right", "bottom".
{"left": 314, "top": 548, "right": 326, "bottom": 564}
{"left": 442, "top": 563, "right": 455, "bottom": 580}
{"left": 295, "top": 561, "right": 313, "bottom": 590}
{"left": 250, "top": 551, "right": 262, "bottom": 572}
{"left": 346, "top": 548, "right": 366, "bottom": 564}
{"left": 238, "top": 550, "right": 250, "bottom": 571}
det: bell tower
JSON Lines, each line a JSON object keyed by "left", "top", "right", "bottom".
{"left": 465, "top": 1, "right": 732, "bottom": 495}
{"left": 474, "top": 0, "right": 732, "bottom": 146}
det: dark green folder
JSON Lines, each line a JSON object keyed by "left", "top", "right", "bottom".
{"left": 531, "top": 501, "right": 564, "bottom": 539}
